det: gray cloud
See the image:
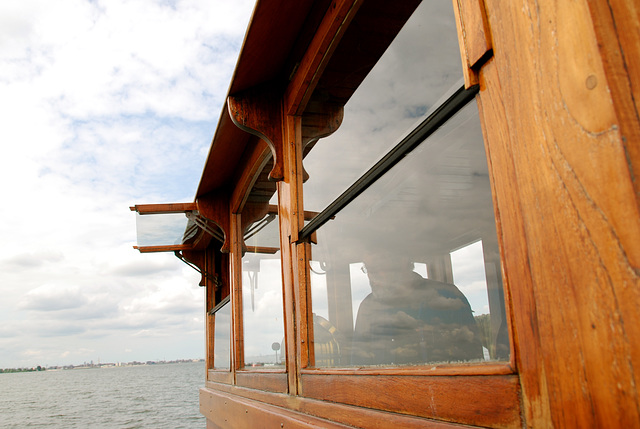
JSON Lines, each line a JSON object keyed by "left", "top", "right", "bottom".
{"left": 109, "top": 259, "right": 182, "bottom": 277}
{"left": 34, "top": 322, "right": 87, "bottom": 338}
{"left": 1, "top": 250, "right": 64, "bottom": 269}
{"left": 0, "top": 0, "right": 255, "bottom": 368}
{"left": 19, "top": 285, "right": 88, "bottom": 311}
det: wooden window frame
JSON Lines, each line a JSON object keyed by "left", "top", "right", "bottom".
{"left": 288, "top": 96, "right": 520, "bottom": 428}
{"left": 205, "top": 0, "right": 523, "bottom": 426}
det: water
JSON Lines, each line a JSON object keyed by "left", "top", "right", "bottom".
{"left": 0, "top": 361, "right": 206, "bottom": 428}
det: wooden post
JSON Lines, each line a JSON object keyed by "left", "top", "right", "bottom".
{"left": 205, "top": 249, "right": 216, "bottom": 374}
{"left": 230, "top": 213, "right": 244, "bottom": 378}
{"left": 278, "top": 113, "right": 305, "bottom": 394}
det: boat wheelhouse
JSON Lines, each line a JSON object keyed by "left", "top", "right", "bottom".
{"left": 132, "top": 0, "right": 640, "bottom": 427}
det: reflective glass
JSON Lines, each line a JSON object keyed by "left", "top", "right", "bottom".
{"left": 303, "top": 0, "right": 464, "bottom": 213}
{"left": 135, "top": 212, "right": 195, "bottom": 247}
{"left": 241, "top": 166, "right": 285, "bottom": 368}
{"left": 309, "top": 101, "right": 510, "bottom": 367}
{"left": 212, "top": 300, "right": 231, "bottom": 370}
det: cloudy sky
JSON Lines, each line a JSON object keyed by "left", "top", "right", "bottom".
{"left": 0, "top": 0, "right": 255, "bottom": 368}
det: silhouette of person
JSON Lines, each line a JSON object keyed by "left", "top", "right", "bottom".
{"left": 352, "top": 253, "right": 483, "bottom": 365}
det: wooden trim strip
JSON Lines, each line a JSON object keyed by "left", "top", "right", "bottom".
{"left": 130, "top": 202, "right": 197, "bottom": 214}
{"left": 285, "top": 0, "right": 363, "bottom": 116}
{"left": 300, "top": 362, "right": 514, "bottom": 376}
{"left": 134, "top": 244, "right": 192, "bottom": 253}
{"left": 245, "top": 246, "right": 279, "bottom": 254}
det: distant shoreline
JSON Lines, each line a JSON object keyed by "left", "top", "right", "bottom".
{"left": 0, "top": 358, "right": 204, "bottom": 373}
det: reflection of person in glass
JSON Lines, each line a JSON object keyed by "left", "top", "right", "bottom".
{"left": 352, "top": 253, "right": 483, "bottom": 365}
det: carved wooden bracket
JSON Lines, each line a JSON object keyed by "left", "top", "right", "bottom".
{"left": 196, "top": 191, "right": 231, "bottom": 253}
{"left": 228, "top": 83, "right": 344, "bottom": 183}
{"left": 228, "top": 84, "right": 285, "bottom": 182}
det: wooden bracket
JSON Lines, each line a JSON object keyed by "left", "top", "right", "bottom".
{"left": 196, "top": 191, "right": 231, "bottom": 253}
{"left": 228, "top": 84, "right": 285, "bottom": 182}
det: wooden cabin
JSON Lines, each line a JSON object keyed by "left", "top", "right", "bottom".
{"left": 131, "top": 0, "right": 640, "bottom": 427}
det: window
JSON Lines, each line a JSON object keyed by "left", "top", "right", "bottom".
{"left": 302, "top": 1, "right": 509, "bottom": 368}
{"left": 211, "top": 298, "right": 231, "bottom": 370}
{"left": 240, "top": 158, "right": 286, "bottom": 369}
{"left": 302, "top": 1, "right": 464, "bottom": 214}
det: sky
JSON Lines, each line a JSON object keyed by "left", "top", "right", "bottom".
{"left": 0, "top": 0, "right": 255, "bottom": 368}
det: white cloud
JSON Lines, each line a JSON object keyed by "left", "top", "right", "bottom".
{"left": 20, "top": 283, "right": 88, "bottom": 311}
{"left": 0, "top": 0, "right": 254, "bottom": 368}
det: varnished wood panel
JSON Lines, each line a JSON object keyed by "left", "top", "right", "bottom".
{"left": 300, "top": 374, "right": 521, "bottom": 428}
{"left": 208, "top": 370, "right": 234, "bottom": 385}
{"left": 476, "top": 59, "right": 549, "bottom": 426}
{"left": 586, "top": 0, "right": 640, "bottom": 203}
{"left": 236, "top": 371, "right": 288, "bottom": 393}
{"left": 478, "top": 0, "right": 640, "bottom": 426}
{"left": 200, "top": 388, "right": 353, "bottom": 428}
{"left": 201, "top": 385, "right": 480, "bottom": 429}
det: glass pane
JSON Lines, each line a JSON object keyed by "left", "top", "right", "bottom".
{"left": 242, "top": 223, "right": 285, "bottom": 368}
{"left": 303, "top": 0, "right": 464, "bottom": 214}
{"left": 213, "top": 301, "right": 231, "bottom": 370}
{"left": 241, "top": 158, "right": 285, "bottom": 369}
{"left": 135, "top": 212, "right": 195, "bottom": 247}
{"left": 310, "top": 101, "right": 510, "bottom": 367}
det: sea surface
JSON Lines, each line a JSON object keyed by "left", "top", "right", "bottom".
{"left": 0, "top": 361, "right": 206, "bottom": 428}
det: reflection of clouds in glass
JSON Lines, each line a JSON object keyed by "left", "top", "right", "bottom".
{"left": 307, "top": 99, "right": 504, "bottom": 366}
{"left": 242, "top": 258, "right": 285, "bottom": 362}
{"left": 213, "top": 302, "right": 231, "bottom": 369}
{"left": 310, "top": 102, "right": 495, "bottom": 262}
{"left": 244, "top": 214, "right": 280, "bottom": 249}
{"left": 413, "top": 263, "right": 428, "bottom": 278}
{"left": 300, "top": 0, "right": 510, "bottom": 366}
{"left": 451, "top": 241, "right": 489, "bottom": 315}
{"left": 304, "top": 0, "right": 463, "bottom": 212}
{"left": 135, "top": 212, "right": 188, "bottom": 246}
